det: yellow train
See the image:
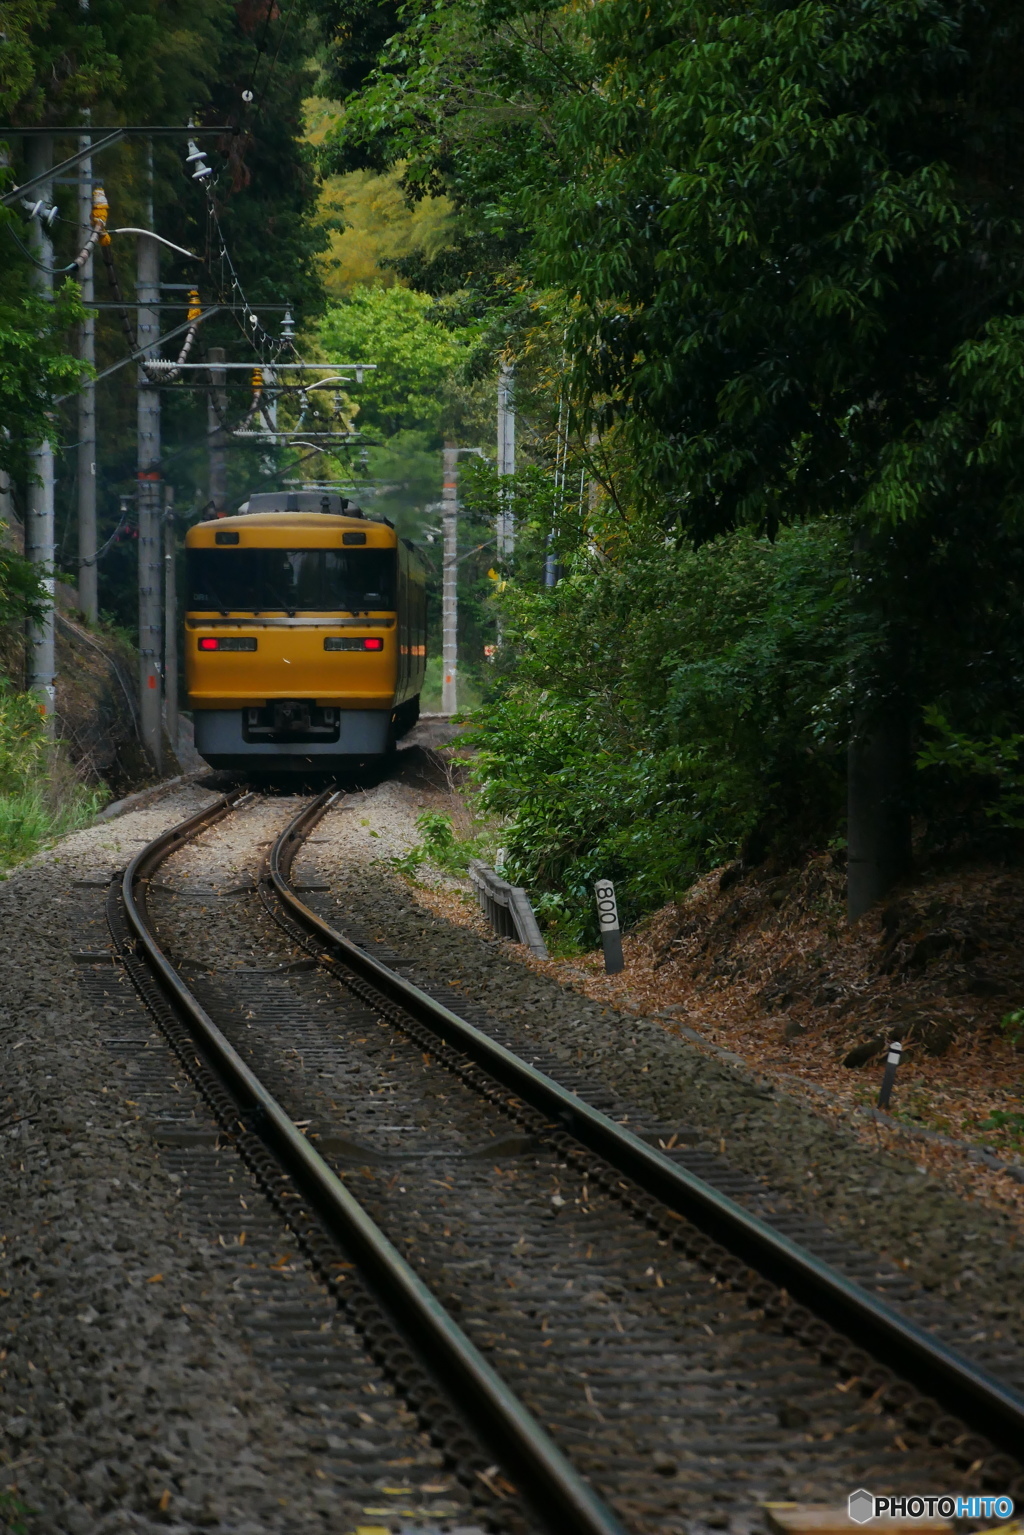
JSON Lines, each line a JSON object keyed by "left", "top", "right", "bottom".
{"left": 185, "top": 492, "right": 427, "bottom": 770}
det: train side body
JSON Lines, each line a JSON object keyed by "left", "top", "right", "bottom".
{"left": 184, "top": 504, "right": 427, "bottom": 770}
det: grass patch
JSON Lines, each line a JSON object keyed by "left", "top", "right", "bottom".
{"left": 390, "top": 810, "right": 493, "bottom": 882}
{"left": 0, "top": 687, "right": 107, "bottom": 874}
{"left": 0, "top": 1490, "right": 34, "bottom": 1534}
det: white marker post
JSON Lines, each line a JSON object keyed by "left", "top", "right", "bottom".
{"left": 595, "top": 879, "right": 623, "bottom": 974}
{"left": 877, "top": 1040, "right": 903, "bottom": 1109}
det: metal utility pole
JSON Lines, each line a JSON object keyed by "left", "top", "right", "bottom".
{"left": 208, "top": 347, "right": 228, "bottom": 515}
{"left": 25, "top": 133, "right": 56, "bottom": 726}
{"left": 442, "top": 443, "right": 459, "bottom": 715}
{"left": 137, "top": 142, "right": 163, "bottom": 771}
{"left": 163, "top": 484, "right": 178, "bottom": 759}
{"left": 77, "top": 119, "right": 98, "bottom": 622}
{"left": 497, "top": 363, "right": 515, "bottom": 557}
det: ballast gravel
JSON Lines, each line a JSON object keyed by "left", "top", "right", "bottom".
{"left": 0, "top": 781, "right": 465, "bottom": 1535}
{"left": 301, "top": 767, "right": 1024, "bottom": 1376}
{"left": 4, "top": 754, "right": 1024, "bottom": 1534}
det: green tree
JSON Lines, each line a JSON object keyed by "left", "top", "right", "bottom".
{"left": 0, "top": 284, "right": 87, "bottom": 481}
{"left": 333, "top": 0, "right": 1024, "bottom": 916}
{"left": 318, "top": 283, "right": 469, "bottom": 436}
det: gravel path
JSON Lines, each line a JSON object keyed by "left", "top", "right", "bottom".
{"left": 299, "top": 765, "right": 1024, "bottom": 1389}
{"left": 0, "top": 780, "right": 471, "bottom": 1534}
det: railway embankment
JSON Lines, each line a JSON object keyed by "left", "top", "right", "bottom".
{"left": 296, "top": 762, "right": 1024, "bottom": 1380}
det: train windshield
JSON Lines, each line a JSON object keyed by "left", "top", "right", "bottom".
{"left": 187, "top": 548, "right": 396, "bottom": 613}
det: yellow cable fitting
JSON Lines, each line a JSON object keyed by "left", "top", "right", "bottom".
{"left": 187, "top": 288, "right": 202, "bottom": 322}
{"left": 91, "top": 185, "right": 109, "bottom": 226}
{"left": 251, "top": 368, "right": 264, "bottom": 390}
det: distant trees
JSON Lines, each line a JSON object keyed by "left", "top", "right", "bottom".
{"left": 0, "top": 0, "right": 329, "bottom": 634}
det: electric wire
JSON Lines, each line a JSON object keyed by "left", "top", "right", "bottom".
{"left": 79, "top": 500, "right": 132, "bottom": 567}
{"left": 244, "top": 0, "right": 299, "bottom": 119}
{"left": 5, "top": 220, "right": 87, "bottom": 276}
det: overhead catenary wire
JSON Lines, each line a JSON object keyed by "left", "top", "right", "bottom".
{"left": 200, "top": 185, "right": 287, "bottom": 360}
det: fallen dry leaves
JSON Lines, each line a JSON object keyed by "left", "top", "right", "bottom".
{"left": 410, "top": 854, "right": 1024, "bottom": 1228}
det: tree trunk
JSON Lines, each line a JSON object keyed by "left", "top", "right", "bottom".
{"left": 846, "top": 706, "right": 912, "bottom": 922}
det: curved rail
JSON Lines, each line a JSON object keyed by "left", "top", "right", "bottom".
{"left": 271, "top": 790, "right": 1024, "bottom": 1459}
{"left": 119, "top": 790, "right": 627, "bottom": 1535}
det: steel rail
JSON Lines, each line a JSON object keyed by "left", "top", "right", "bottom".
{"left": 120, "top": 790, "right": 627, "bottom": 1535}
{"left": 271, "top": 791, "right": 1024, "bottom": 1459}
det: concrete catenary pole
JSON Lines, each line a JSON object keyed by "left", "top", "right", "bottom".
{"left": 77, "top": 118, "right": 98, "bottom": 622}
{"left": 207, "top": 347, "right": 228, "bottom": 515}
{"left": 136, "top": 142, "right": 163, "bottom": 770}
{"left": 25, "top": 133, "right": 56, "bottom": 727}
{"left": 497, "top": 363, "right": 515, "bottom": 557}
{"left": 441, "top": 443, "right": 459, "bottom": 715}
{"left": 163, "top": 483, "right": 177, "bottom": 759}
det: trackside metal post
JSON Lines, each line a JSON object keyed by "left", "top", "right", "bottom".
{"left": 163, "top": 484, "right": 177, "bottom": 758}
{"left": 25, "top": 133, "right": 56, "bottom": 729}
{"left": 208, "top": 346, "right": 228, "bottom": 515}
{"left": 497, "top": 363, "right": 515, "bottom": 557}
{"left": 441, "top": 443, "right": 458, "bottom": 714}
{"left": 77, "top": 117, "right": 98, "bottom": 622}
{"left": 877, "top": 1039, "right": 903, "bottom": 1109}
{"left": 595, "top": 879, "right": 623, "bottom": 974}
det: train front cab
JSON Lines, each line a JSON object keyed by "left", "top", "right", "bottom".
{"left": 184, "top": 509, "right": 427, "bottom": 770}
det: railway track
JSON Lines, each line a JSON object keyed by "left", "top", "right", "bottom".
{"left": 97, "top": 784, "right": 1024, "bottom": 1534}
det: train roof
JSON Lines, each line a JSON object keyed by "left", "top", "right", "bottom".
{"left": 243, "top": 491, "right": 367, "bottom": 515}
{"left": 186, "top": 512, "right": 397, "bottom": 548}
{"left": 185, "top": 512, "right": 427, "bottom": 572}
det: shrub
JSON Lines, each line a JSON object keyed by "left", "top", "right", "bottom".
{"left": 471, "top": 521, "right": 849, "bottom": 942}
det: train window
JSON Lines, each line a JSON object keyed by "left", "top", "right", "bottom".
{"left": 187, "top": 547, "right": 396, "bottom": 613}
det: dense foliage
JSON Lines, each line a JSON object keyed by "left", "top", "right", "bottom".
{"left": 7, "top": 0, "right": 1024, "bottom": 914}
{"left": 327, "top": 0, "right": 1024, "bottom": 930}
{"left": 470, "top": 523, "right": 847, "bottom": 943}
{"left": 2, "top": 0, "right": 331, "bottom": 636}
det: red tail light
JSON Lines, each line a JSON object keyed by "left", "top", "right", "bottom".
{"left": 199, "top": 637, "right": 218, "bottom": 650}
{"left": 197, "top": 637, "right": 257, "bottom": 651}
{"left": 324, "top": 636, "right": 385, "bottom": 652}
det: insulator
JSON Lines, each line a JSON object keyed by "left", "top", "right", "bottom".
{"left": 22, "top": 197, "right": 59, "bottom": 230}
{"left": 281, "top": 309, "right": 295, "bottom": 340}
{"left": 187, "top": 288, "right": 201, "bottom": 322}
{"left": 252, "top": 369, "right": 264, "bottom": 390}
